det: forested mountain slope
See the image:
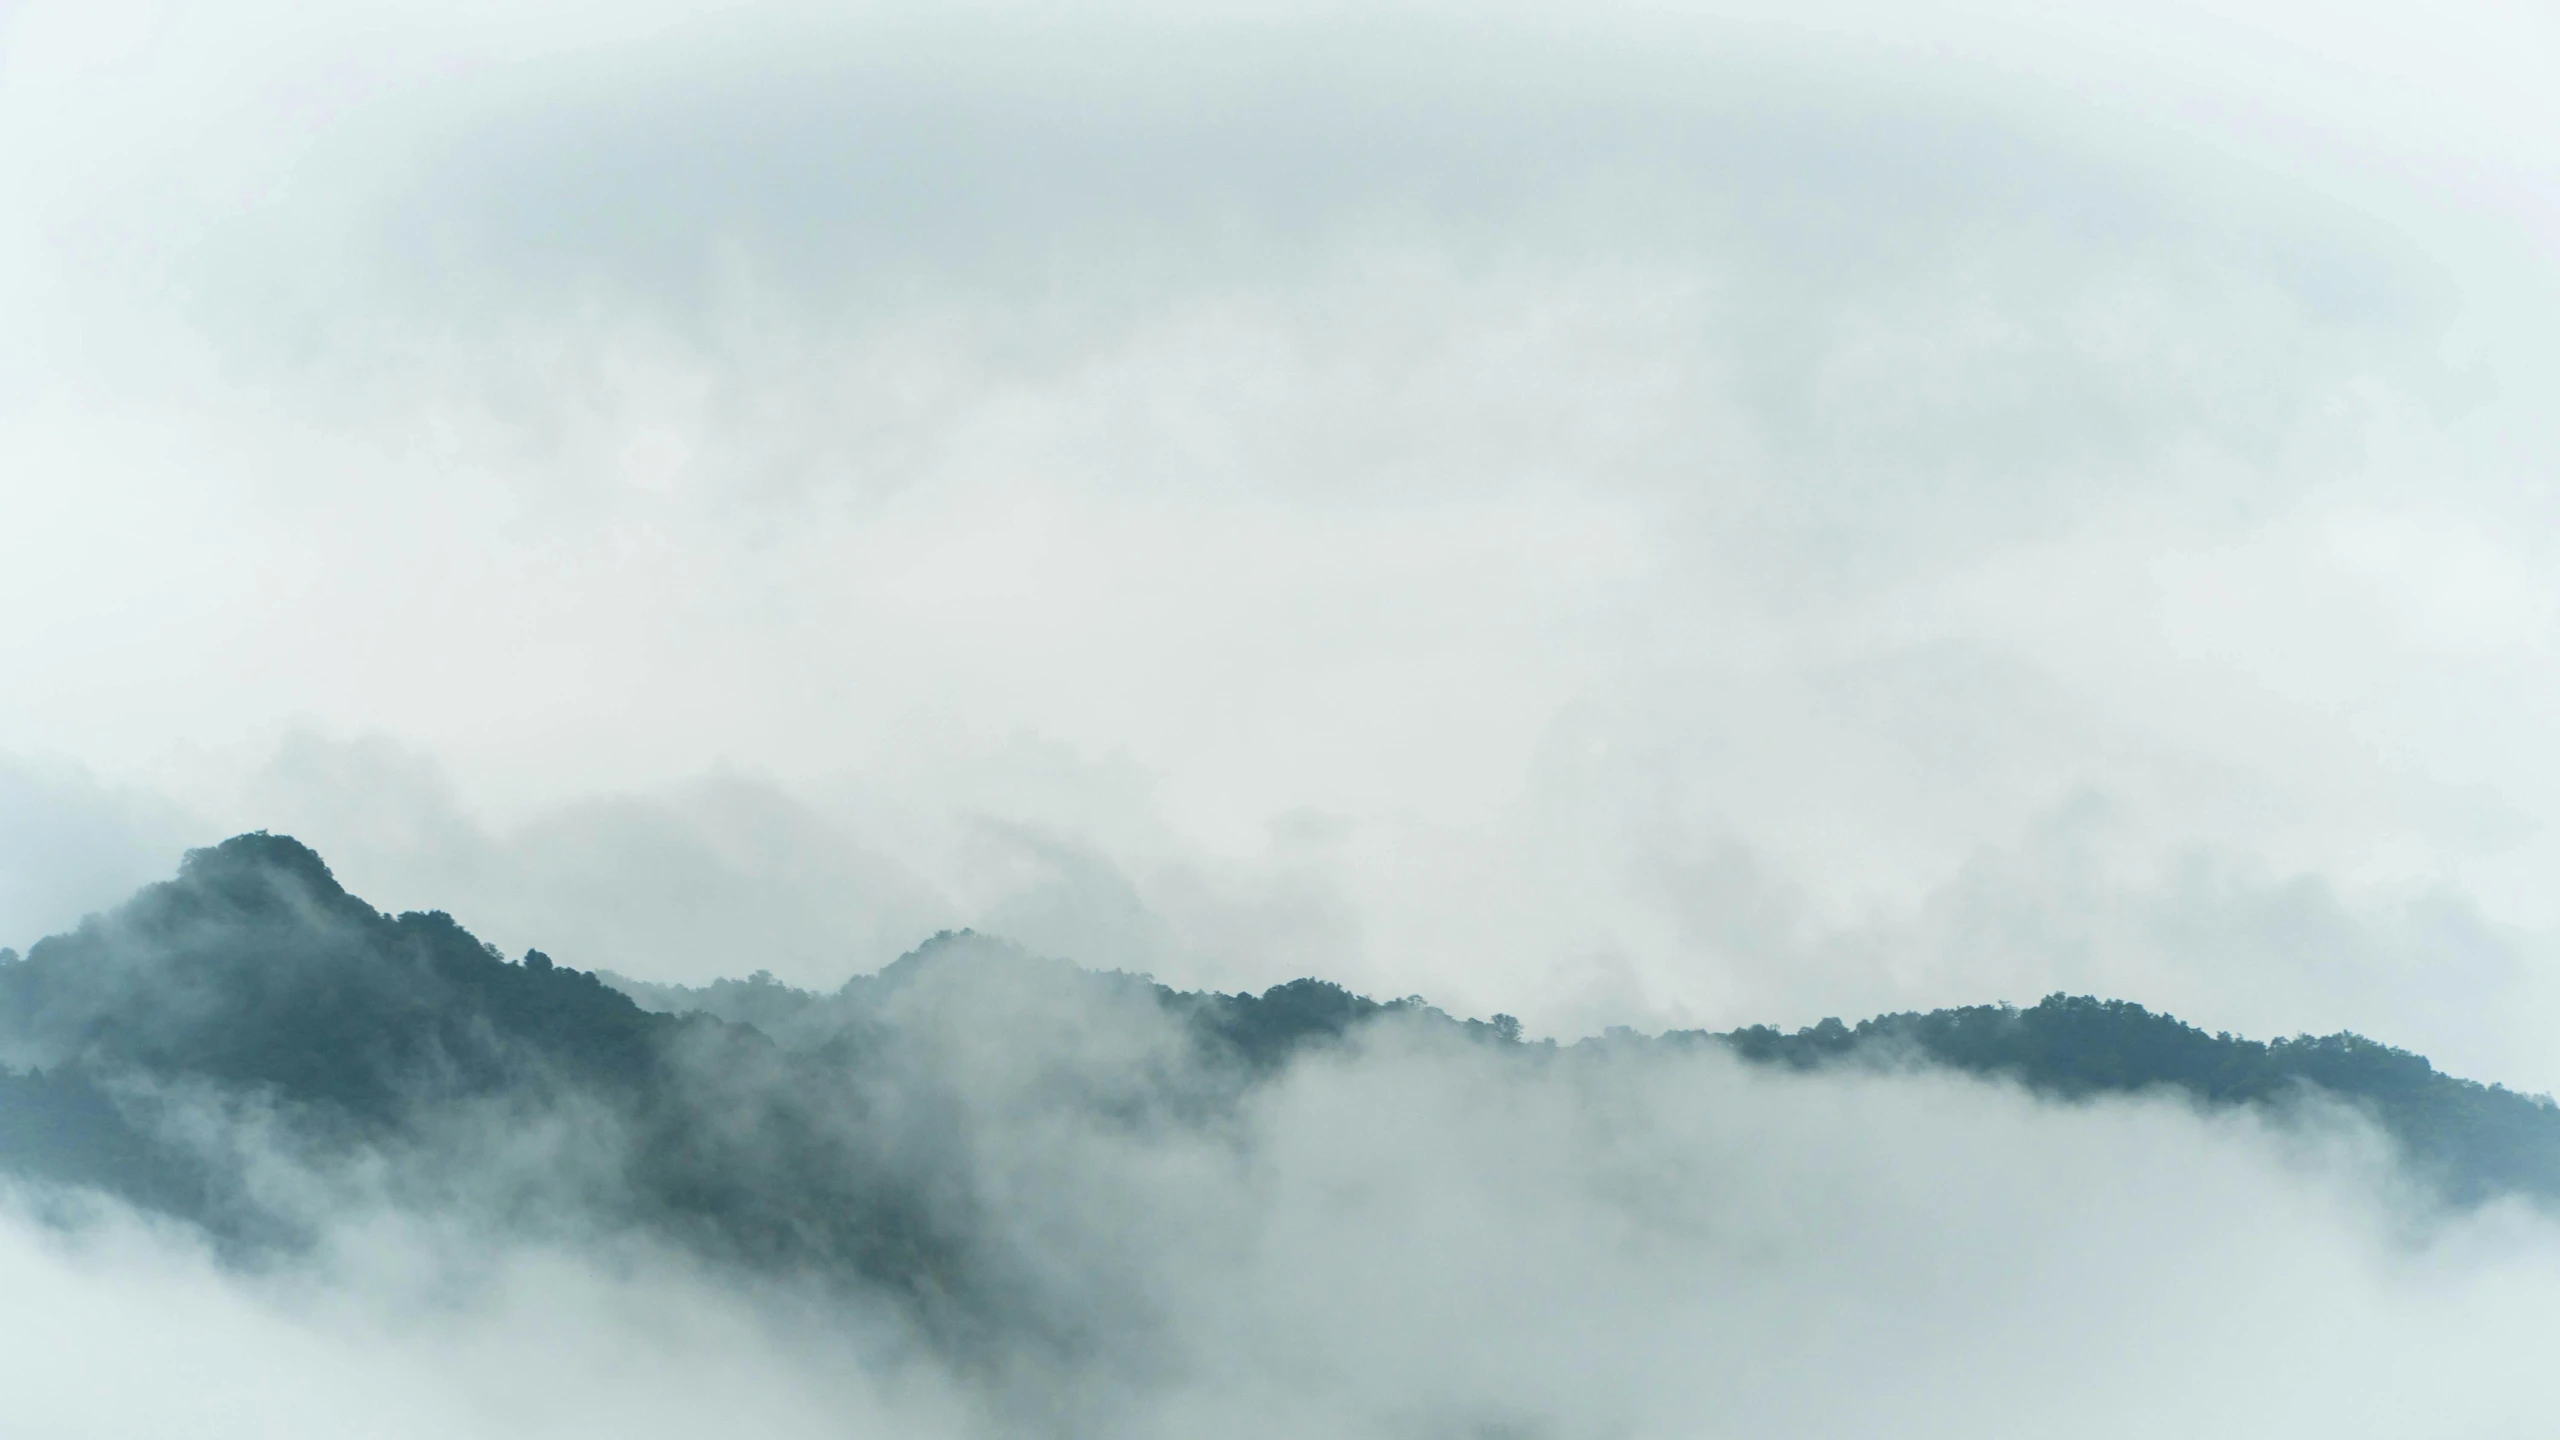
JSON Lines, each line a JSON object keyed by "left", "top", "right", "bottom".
{"left": 1708, "top": 1000, "right": 2560, "bottom": 1204}
{"left": 1, "top": 832, "right": 2553, "bottom": 1296}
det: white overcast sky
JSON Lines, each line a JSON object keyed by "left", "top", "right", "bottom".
{"left": 5, "top": 0, "right": 2560, "bottom": 1085}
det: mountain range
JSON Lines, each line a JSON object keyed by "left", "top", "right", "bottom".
{"left": 2, "top": 831, "right": 2553, "bottom": 1335}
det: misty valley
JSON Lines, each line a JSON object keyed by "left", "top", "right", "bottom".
{"left": 0, "top": 834, "right": 2554, "bottom": 1437}
{"left": 12, "top": 0, "right": 2560, "bottom": 1428}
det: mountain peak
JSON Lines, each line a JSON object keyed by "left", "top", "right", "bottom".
{"left": 866, "top": 928, "right": 1044, "bottom": 988}
{"left": 171, "top": 832, "right": 351, "bottom": 909}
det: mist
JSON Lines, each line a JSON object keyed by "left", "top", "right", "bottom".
{"left": 7, "top": 836, "right": 2552, "bottom": 1436}
{"left": 8, "top": 0, "right": 2560, "bottom": 1431}
{"left": 6, "top": 990, "right": 2557, "bottom": 1439}
{"left": 13, "top": 0, "right": 2560, "bottom": 1086}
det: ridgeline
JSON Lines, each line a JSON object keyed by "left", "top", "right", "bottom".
{"left": 0, "top": 833, "right": 2552, "bottom": 1291}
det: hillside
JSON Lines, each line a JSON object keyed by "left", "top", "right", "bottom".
{"left": 2, "top": 832, "right": 2554, "bottom": 1300}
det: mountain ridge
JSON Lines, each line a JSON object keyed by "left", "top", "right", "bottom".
{"left": 0, "top": 832, "right": 2554, "bottom": 1292}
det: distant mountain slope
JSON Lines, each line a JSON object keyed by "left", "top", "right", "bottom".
{"left": 0, "top": 835, "right": 963, "bottom": 1289}
{"left": 0, "top": 832, "right": 675, "bottom": 1117}
{"left": 1705, "top": 1001, "right": 2560, "bottom": 1204}
{"left": 0, "top": 833, "right": 698, "bottom": 1240}
{"left": 603, "top": 928, "right": 1510, "bottom": 1069}
{"left": 619, "top": 944, "right": 2560, "bottom": 1210}
{"left": 1, "top": 832, "right": 2556, "bottom": 1294}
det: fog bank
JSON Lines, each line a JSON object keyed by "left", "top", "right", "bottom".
{"left": 9, "top": 1000, "right": 2556, "bottom": 1438}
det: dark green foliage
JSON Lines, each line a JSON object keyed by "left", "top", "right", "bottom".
{"left": 0, "top": 1066, "right": 211, "bottom": 1221}
{"left": 1705, "top": 995, "right": 2560, "bottom": 1204}
{"left": 0, "top": 833, "right": 672, "bottom": 1124}
{"left": 1169, "top": 977, "right": 1405, "bottom": 1071}
{"left": 0, "top": 835, "right": 982, "bottom": 1307}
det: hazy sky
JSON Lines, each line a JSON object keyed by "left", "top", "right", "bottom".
{"left": 7, "top": 0, "right": 2560, "bottom": 1085}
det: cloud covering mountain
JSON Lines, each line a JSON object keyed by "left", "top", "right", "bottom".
{"left": 2, "top": 835, "right": 2557, "bottom": 1436}
{"left": 7, "top": 1, "right": 2560, "bottom": 1431}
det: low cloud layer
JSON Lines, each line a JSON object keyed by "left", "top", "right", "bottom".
{"left": 6, "top": 6, "right": 2560, "bottom": 1426}
{"left": 7, "top": 1015, "right": 2558, "bottom": 1438}
{"left": 5, "top": 838, "right": 2556, "bottom": 1436}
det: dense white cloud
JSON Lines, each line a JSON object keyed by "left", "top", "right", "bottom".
{"left": 6, "top": 1021, "right": 2560, "bottom": 1438}
{"left": 0, "top": 1196, "right": 948, "bottom": 1438}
